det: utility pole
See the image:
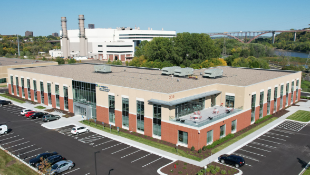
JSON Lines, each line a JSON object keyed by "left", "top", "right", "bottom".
{"left": 17, "top": 34, "right": 20, "bottom": 57}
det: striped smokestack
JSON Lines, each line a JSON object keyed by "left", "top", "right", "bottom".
{"left": 61, "top": 17, "right": 67, "bottom": 38}
{"left": 78, "top": 15, "right": 85, "bottom": 38}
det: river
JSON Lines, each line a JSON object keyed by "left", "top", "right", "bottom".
{"left": 274, "top": 49, "right": 309, "bottom": 58}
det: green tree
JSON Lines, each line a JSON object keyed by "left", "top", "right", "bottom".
{"left": 67, "top": 58, "right": 76, "bottom": 64}
{"left": 55, "top": 57, "right": 65, "bottom": 64}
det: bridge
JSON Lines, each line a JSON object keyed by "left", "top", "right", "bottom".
{"left": 208, "top": 29, "right": 310, "bottom": 44}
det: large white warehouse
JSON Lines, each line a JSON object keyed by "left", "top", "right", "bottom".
{"left": 60, "top": 15, "right": 176, "bottom": 61}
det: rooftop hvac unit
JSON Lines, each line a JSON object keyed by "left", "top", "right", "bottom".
{"left": 203, "top": 68, "right": 223, "bottom": 78}
{"left": 94, "top": 65, "right": 112, "bottom": 73}
{"left": 174, "top": 68, "right": 194, "bottom": 77}
{"left": 161, "top": 66, "right": 181, "bottom": 75}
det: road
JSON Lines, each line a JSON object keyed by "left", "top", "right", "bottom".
{"left": 0, "top": 104, "right": 172, "bottom": 175}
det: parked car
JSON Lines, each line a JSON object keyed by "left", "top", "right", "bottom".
{"left": 0, "top": 100, "right": 12, "bottom": 107}
{"left": 0, "top": 125, "right": 8, "bottom": 135}
{"left": 218, "top": 154, "right": 245, "bottom": 168}
{"left": 47, "top": 160, "right": 75, "bottom": 175}
{"left": 30, "top": 112, "right": 48, "bottom": 119}
{"left": 25, "top": 111, "right": 36, "bottom": 118}
{"left": 71, "top": 126, "right": 89, "bottom": 135}
{"left": 42, "top": 114, "right": 61, "bottom": 122}
{"left": 21, "top": 109, "right": 32, "bottom": 116}
{"left": 29, "top": 152, "right": 58, "bottom": 167}
{"left": 37, "top": 155, "right": 65, "bottom": 171}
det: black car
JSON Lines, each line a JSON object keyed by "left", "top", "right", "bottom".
{"left": 30, "top": 112, "right": 48, "bottom": 119}
{"left": 37, "top": 155, "right": 65, "bottom": 170}
{"left": 0, "top": 100, "right": 12, "bottom": 107}
{"left": 29, "top": 152, "right": 58, "bottom": 167}
{"left": 218, "top": 154, "right": 245, "bottom": 168}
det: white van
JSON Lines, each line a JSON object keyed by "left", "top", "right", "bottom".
{"left": 0, "top": 125, "right": 8, "bottom": 135}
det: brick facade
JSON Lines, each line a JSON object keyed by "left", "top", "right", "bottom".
{"left": 255, "top": 106, "right": 260, "bottom": 121}
{"left": 115, "top": 110, "right": 122, "bottom": 128}
{"left": 8, "top": 84, "right": 11, "bottom": 94}
{"left": 283, "top": 95, "right": 287, "bottom": 107}
{"left": 263, "top": 103, "right": 267, "bottom": 117}
{"left": 60, "top": 96, "right": 64, "bottom": 110}
{"left": 129, "top": 113, "right": 137, "bottom": 132}
{"left": 298, "top": 89, "right": 301, "bottom": 101}
{"left": 13, "top": 85, "right": 16, "bottom": 95}
{"left": 293, "top": 91, "right": 296, "bottom": 103}
{"left": 24, "top": 88, "right": 28, "bottom": 99}
{"left": 144, "top": 117, "right": 153, "bottom": 137}
{"left": 19, "top": 87, "right": 22, "bottom": 97}
{"left": 44, "top": 93, "right": 48, "bottom": 106}
{"left": 68, "top": 99, "right": 74, "bottom": 113}
{"left": 30, "top": 89, "right": 34, "bottom": 101}
{"left": 51, "top": 94, "right": 56, "bottom": 108}
{"left": 288, "top": 93, "right": 291, "bottom": 105}
{"left": 270, "top": 100, "right": 274, "bottom": 114}
{"left": 37, "top": 91, "right": 41, "bottom": 104}
{"left": 277, "top": 97, "right": 281, "bottom": 112}
{"left": 96, "top": 106, "right": 109, "bottom": 124}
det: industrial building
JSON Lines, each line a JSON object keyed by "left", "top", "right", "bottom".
{"left": 88, "top": 24, "right": 95, "bottom": 29}
{"left": 7, "top": 64, "right": 301, "bottom": 149}
{"left": 0, "top": 57, "right": 57, "bottom": 85}
{"left": 60, "top": 15, "right": 176, "bottom": 60}
{"left": 52, "top": 33, "right": 59, "bottom": 37}
{"left": 25, "top": 31, "right": 33, "bottom": 37}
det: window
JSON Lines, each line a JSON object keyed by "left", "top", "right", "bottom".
{"left": 211, "top": 95, "right": 216, "bottom": 107}
{"left": 98, "top": 45, "right": 103, "bottom": 47}
{"left": 16, "top": 77, "right": 19, "bottom": 95}
{"left": 274, "top": 87, "right": 278, "bottom": 112}
{"left": 21, "top": 78, "right": 24, "bottom": 97}
{"left": 251, "top": 94, "right": 256, "bottom": 123}
{"left": 27, "top": 79, "right": 31, "bottom": 100}
{"left": 286, "top": 83, "right": 289, "bottom": 106}
{"left": 122, "top": 98, "right": 129, "bottom": 127}
{"left": 231, "top": 120, "right": 237, "bottom": 133}
{"left": 64, "top": 86, "right": 68, "bottom": 110}
{"left": 178, "top": 131, "right": 188, "bottom": 145}
{"left": 259, "top": 91, "right": 264, "bottom": 118}
{"left": 137, "top": 101, "right": 144, "bottom": 132}
{"left": 291, "top": 81, "right": 294, "bottom": 103}
{"left": 175, "top": 97, "right": 205, "bottom": 118}
{"left": 55, "top": 84, "right": 60, "bottom": 107}
{"left": 225, "top": 95, "right": 235, "bottom": 108}
{"left": 296, "top": 80, "right": 299, "bottom": 100}
{"left": 220, "top": 124, "right": 226, "bottom": 138}
{"left": 280, "top": 85, "right": 283, "bottom": 109}
{"left": 33, "top": 80, "right": 37, "bottom": 101}
{"left": 47, "top": 83, "right": 52, "bottom": 105}
{"left": 98, "top": 51, "right": 103, "bottom": 52}
{"left": 10, "top": 76, "right": 13, "bottom": 95}
{"left": 40, "top": 82, "right": 44, "bottom": 104}
{"left": 153, "top": 104, "right": 161, "bottom": 136}
{"left": 0, "top": 78, "right": 6, "bottom": 83}
{"left": 207, "top": 130, "right": 213, "bottom": 145}
{"left": 109, "top": 95, "right": 115, "bottom": 123}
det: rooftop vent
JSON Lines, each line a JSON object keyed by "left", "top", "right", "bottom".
{"left": 161, "top": 66, "right": 181, "bottom": 75}
{"left": 94, "top": 65, "right": 112, "bottom": 73}
{"left": 174, "top": 68, "right": 194, "bottom": 77}
{"left": 203, "top": 68, "right": 223, "bottom": 79}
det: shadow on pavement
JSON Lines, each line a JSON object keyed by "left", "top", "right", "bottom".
{"left": 297, "top": 158, "right": 308, "bottom": 168}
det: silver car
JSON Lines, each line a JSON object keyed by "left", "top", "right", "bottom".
{"left": 47, "top": 160, "right": 74, "bottom": 174}
{"left": 42, "top": 114, "right": 61, "bottom": 122}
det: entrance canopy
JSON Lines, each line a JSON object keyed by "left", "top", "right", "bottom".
{"left": 148, "top": 90, "right": 221, "bottom": 106}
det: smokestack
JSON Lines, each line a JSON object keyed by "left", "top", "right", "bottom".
{"left": 61, "top": 17, "right": 67, "bottom": 38}
{"left": 78, "top": 15, "right": 85, "bottom": 38}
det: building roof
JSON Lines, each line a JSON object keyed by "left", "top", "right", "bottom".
{"left": 0, "top": 57, "right": 54, "bottom": 66}
{"left": 19, "top": 63, "right": 296, "bottom": 93}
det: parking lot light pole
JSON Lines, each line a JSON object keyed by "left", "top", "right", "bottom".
{"left": 204, "top": 166, "right": 207, "bottom": 175}
{"left": 94, "top": 151, "right": 100, "bottom": 175}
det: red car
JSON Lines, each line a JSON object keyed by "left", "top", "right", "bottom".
{"left": 25, "top": 111, "right": 35, "bottom": 118}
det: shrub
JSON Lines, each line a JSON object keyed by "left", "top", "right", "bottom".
{"left": 191, "top": 146, "right": 195, "bottom": 151}
{"left": 183, "top": 166, "right": 187, "bottom": 169}
{"left": 176, "top": 162, "right": 179, "bottom": 165}
{"left": 202, "top": 145, "right": 207, "bottom": 151}
{"left": 221, "top": 170, "right": 227, "bottom": 174}
{"left": 178, "top": 171, "right": 183, "bottom": 174}
{"left": 170, "top": 170, "right": 173, "bottom": 172}
{"left": 255, "top": 115, "right": 273, "bottom": 124}
{"left": 215, "top": 166, "right": 220, "bottom": 172}
{"left": 184, "top": 163, "right": 187, "bottom": 165}
{"left": 208, "top": 165, "right": 215, "bottom": 169}
{"left": 206, "top": 168, "right": 211, "bottom": 172}
{"left": 211, "top": 169, "right": 217, "bottom": 174}
{"left": 198, "top": 148, "right": 202, "bottom": 153}
{"left": 206, "top": 134, "right": 235, "bottom": 149}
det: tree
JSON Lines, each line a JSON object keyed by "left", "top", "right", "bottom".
{"left": 0, "top": 44, "right": 3, "bottom": 56}
{"left": 67, "top": 58, "right": 76, "bottom": 64}
{"left": 55, "top": 57, "right": 65, "bottom": 64}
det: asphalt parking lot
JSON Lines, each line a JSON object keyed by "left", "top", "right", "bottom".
{"left": 232, "top": 120, "right": 310, "bottom": 175}
{"left": 0, "top": 104, "right": 172, "bottom": 175}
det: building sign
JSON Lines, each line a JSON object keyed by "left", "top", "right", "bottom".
{"left": 96, "top": 84, "right": 110, "bottom": 92}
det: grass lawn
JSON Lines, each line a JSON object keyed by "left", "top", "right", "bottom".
{"left": 287, "top": 110, "right": 310, "bottom": 122}
{"left": 301, "top": 80, "right": 310, "bottom": 92}
{"left": 34, "top": 106, "right": 46, "bottom": 109}
{"left": 211, "top": 117, "right": 278, "bottom": 154}
{"left": 80, "top": 121, "right": 202, "bottom": 161}
{"left": 0, "top": 85, "right": 7, "bottom": 87}
{"left": 0, "top": 149, "right": 38, "bottom": 175}
{"left": 303, "top": 168, "right": 310, "bottom": 175}
{"left": 0, "top": 94, "right": 25, "bottom": 103}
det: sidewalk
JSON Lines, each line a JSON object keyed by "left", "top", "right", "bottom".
{"left": 2, "top": 93, "right": 310, "bottom": 167}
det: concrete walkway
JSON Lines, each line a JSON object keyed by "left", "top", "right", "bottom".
{"left": 1, "top": 93, "right": 309, "bottom": 167}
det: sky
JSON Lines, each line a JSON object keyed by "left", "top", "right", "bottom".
{"left": 0, "top": 0, "right": 309, "bottom": 36}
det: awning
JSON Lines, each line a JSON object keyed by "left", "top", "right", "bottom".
{"left": 148, "top": 90, "right": 221, "bottom": 106}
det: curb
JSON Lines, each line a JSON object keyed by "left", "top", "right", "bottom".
{"left": 285, "top": 119, "right": 310, "bottom": 124}
{"left": 298, "top": 161, "right": 310, "bottom": 175}
{"left": 0, "top": 144, "right": 42, "bottom": 175}
{"left": 157, "top": 161, "right": 176, "bottom": 175}
{"left": 216, "top": 162, "right": 243, "bottom": 175}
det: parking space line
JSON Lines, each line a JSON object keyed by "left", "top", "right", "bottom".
{"left": 245, "top": 145, "right": 271, "bottom": 152}
{"left": 142, "top": 157, "right": 163, "bottom": 167}
{"left": 19, "top": 148, "right": 42, "bottom": 155}
{"left": 131, "top": 153, "right": 151, "bottom": 163}
{"left": 111, "top": 146, "right": 131, "bottom": 154}
{"left": 102, "top": 143, "right": 122, "bottom": 150}
{"left": 257, "top": 138, "right": 282, "bottom": 144}
{"left": 4, "top": 141, "right": 30, "bottom": 149}
{"left": 121, "top": 150, "right": 141, "bottom": 158}
{"left": 62, "top": 168, "right": 80, "bottom": 175}
{"left": 93, "top": 140, "right": 114, "bottom": 147}
{"left": 245, "top": 164, "right": 252, "bottom": 167}
{"left": 298, "top": 123, "right": 308, "bottom": 132}
{"left": 272, "top": 129, "right": 295, "bottom": 134}
{"left": 0, "top": 135, "right": 19, "bottom": 142}
{"left": 11, "top": 145, "right": 35, "bottom": 153}
{"left": 1, "top": 138, "right": 24, "bottom": 145}
{"left": 24, "top": 153, "right": 41, "bottom": 160}
{"left": 0, "top": 132, "right": 14, "bottom": 137}
{"left": 250, "top": 142, "right": 276, "bottom": 148}
{"left": 262, "top": 135, "right": 286, "bottom": 141}
{"left": 239, "top": 149, "right": 265, "bottom": 157}
{"left": 233, "top": 153, "right": 259, "bottom": 162}
{"left": 266, "top": 132, "right": 289, "bottom": 137}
